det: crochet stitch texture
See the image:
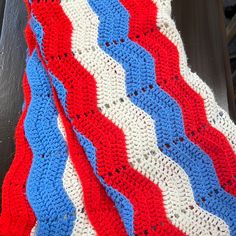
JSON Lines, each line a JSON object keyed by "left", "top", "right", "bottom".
{"left": 0, "top": 0, "right": 235, "bottom": 235}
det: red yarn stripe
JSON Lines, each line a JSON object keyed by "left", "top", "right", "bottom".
{"left": 31, "top": 0, "right": 185, "bottom": 235}
{"left": 0, "top": 73, "right": 36, "bottom": 236}
{"left": 119, "top": 0, "right": 236, "bottom": 195}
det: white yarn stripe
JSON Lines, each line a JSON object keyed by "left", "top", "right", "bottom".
{"left": 30, "top": 224, "right": 37, "bottom": 236}
{"left": 61, "top": 0, "right": 229, "bottom": 235}
{"left": 153, "top": 0, "right": 236, "bottom": 153}
{"left": 57, "top": 116, "right": 96, "bottom": 236}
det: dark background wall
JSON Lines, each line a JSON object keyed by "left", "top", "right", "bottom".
{"left": 224, "top": 0, "right": 236, "bottom": 105}
{"left": 0, "top": 0, "right": 235, "bottom": 210}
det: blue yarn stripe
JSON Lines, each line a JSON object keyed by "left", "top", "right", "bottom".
{"left": 87, "top": 0, "right": 236, "bottom": 233}
{"left": 30, "top": 15, "right": 134, "bottom": 236}
{"left": 24, "top": 50, "right": 75, "bottom": 235}
{"left": 30, "top": 15, "right": 45, "bottom": 60}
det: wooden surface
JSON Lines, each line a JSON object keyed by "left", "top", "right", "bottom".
{"left": 0, "top": 0, "right": 235, "bottom": 208}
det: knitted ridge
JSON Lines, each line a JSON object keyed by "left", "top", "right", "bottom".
{"left": 120, "top": 0, "right": 236, "bottom": 196}
{"left": 153, "top": 0, "right": 236, "bottom": 155}
{"left": 0, "top": 74, "right": 36, "bottom": 236}
{"left": 86, "top": 0, "right": 236, "bottom": 234}
{"left": 30, "top": 0, "right": 184, "bottom": 235}
{"left": 60, "top": 1, "right": 230, "bottom": 235}
{"left": 24, "top": 49, "right": 76, "bottom": 235}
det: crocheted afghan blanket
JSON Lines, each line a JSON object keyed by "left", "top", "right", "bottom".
{"left": 1, "top": 0, "right": 236, "bottom": 235}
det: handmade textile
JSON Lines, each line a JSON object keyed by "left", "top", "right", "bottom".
{"left": 0, "top": 0, "right": 236, "bottom": 235}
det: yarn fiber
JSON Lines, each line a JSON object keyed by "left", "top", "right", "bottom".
{"left": 0, "top": 0, "right": 235, "bottom": 235}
